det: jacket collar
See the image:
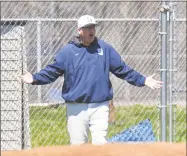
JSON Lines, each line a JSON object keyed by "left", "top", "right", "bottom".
{"left": 69, "top": 36, "right": 98, "bottom": 47}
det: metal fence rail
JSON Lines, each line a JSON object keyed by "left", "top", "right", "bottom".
{"left": 0, "top": 1, "right": 186, "bottom": 150}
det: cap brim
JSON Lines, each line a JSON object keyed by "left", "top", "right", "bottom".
{"left": 80, "top": 23, "right": 97, "bottom": 28}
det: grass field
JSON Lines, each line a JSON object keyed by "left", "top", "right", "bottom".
{"left": 30, "top": 105, "right": 186, "bottom": 147}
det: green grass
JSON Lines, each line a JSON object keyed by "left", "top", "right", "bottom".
{"left": 30, "top": 106, "right": 69, "bottom": 147}
{"left": 30, "top": 105, "right": 186, "bottom": 147}
{"left": 174, "top": 106, "right": 186, "bottom": 142}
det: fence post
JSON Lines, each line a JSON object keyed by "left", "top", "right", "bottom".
{"left": 168, "top": 0, "right": 174, "bottom": 142}
{"left": 37, "top": 19, "right": 41, "bottom": 103}
{"left": 159, "top": 1, "right": 168, "bottom": 142}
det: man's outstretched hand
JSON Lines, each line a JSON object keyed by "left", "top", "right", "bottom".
{"left": 21, "top": 71, "right": 34, "bottom": 84}
{"left": 145, "top": 74, "right": 163, "bottom": 89}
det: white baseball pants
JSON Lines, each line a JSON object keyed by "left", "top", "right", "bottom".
{"left": 66, "top": 101, "right": 109, "bottom": 145}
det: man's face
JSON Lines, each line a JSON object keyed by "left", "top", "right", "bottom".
{"left": 78, "top": 25, "right": 96, "bottom": 46}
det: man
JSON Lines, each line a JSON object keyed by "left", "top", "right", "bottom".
{"left": 21, "top": 15, "right": 162, "bottom": 145}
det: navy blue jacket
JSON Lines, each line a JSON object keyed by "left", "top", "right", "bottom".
{"left": 32, "top": 38, "right": 146, "bottom": 103}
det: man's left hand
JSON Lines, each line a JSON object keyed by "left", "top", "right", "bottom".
{"left": 145, "top": 74, "right": 163, "bottom": 89}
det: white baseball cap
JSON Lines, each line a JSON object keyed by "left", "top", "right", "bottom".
{"left": 77, "top": 15, "right": 97, "bottom": 29}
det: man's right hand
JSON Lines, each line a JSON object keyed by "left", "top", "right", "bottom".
{"left": 21, "top": 71, "right": 34, "bottom": 84}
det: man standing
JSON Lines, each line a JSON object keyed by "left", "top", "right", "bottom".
{"left": 21, "top": 15, "right": 162, "bottom": 145}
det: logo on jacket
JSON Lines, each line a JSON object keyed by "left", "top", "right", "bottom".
{"left": 97, "top": 48, "right": 104, "bottom": 56}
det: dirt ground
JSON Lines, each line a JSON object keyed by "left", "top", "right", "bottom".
{"left": 2, "top": 142, "right": 186, "bottom": 156}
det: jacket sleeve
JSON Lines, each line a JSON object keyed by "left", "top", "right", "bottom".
{"left": 109, "top": 45, "right": 146, "bottom": 87}
{"left": 32, "top": 50, "right": 66, "bottom": 85}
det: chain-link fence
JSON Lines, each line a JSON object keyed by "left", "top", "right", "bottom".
{"left": 172, "top": 2, "right": 186, "bottom": 142}
{"left": 1, "top": 1, "right": 186, "bottom": 150}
